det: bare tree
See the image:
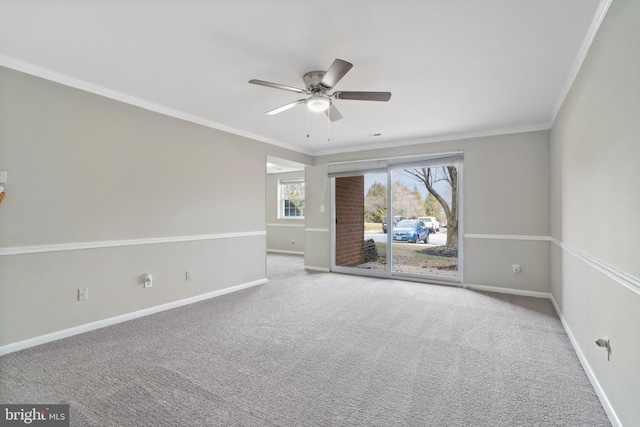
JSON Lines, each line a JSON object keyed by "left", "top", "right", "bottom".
{"left": 404, "top": 167, "right": 458, "bottom": 248}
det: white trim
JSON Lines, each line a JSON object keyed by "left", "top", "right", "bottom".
{"left": 267, "top": 249, "right": 304, "bottom": 255}
{"left": 550, "top": 237, "right": 640, "bottom": 296}
{"left": 459, "top": 280, "right": 623, "bottom": 427}
{"left": 457, "top": 164, "right": 465, "bottom": 284}
{"left": 0, "top": 55, "right": 314, "bottom": 157}
{"left": 465, "top": 233, "right": 550, "bottom": 241}
{"left": 0, "top": 278, "right": 267, "bottom": 356}
{"left": 0, "top": 231, "right": 266, "bottom": 256}
{"left": 463, "top": 283, "right": 551, "bottom": 299}
{"left": 549, "top": 0, "right": 613, "bottom": 126}
{"left": 464, "top": 233, "right": 640, "bottom": 295}
{"left": 331, "top": 265, "right": 388, "bottom": 279}
{"left": 549, "top": 295, "right": 622, "bottom": 427}
{"left": 314, "top": 124, "right": 549, "bottom": 156}
{"left": 305, "top": 266, "right": 330, "bottom": 272}
{"left": 0, "top": 53, "right": 550, "bottom": 158}
{"left": 266, "top": 223, "right": 305, "bottom": 228}
{"left": 464, "top": 281, "right": 621, "bottom": 427}
{"left": 330, "top": 176, "right": 338, "bottom": 272}
{"left": 305, "top": 228, "right": 330, "bottom": 233}
{"left": 1, "top": 0, "right": 612, "bottom": 162}
{"left": 394, "top": 274, "right": 462, "bottom": 287}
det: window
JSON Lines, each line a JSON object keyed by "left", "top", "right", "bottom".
{"left": 279, "top": 179, "right": 305, "bottom": 218}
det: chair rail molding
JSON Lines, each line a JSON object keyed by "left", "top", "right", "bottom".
{"left": 0, "top": 231, "right": 266, "bottom": 256}
{"left": 464, "top": 233, "right": 640, "bottom": 295}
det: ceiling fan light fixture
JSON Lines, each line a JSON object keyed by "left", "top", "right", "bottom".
{"left": 306, "top": 96, "right": 330, "bottom": 112}
{"left": 249, "top": 58, "right": 391, "bottom": 122}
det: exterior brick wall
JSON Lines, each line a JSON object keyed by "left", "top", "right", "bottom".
{"left": 335, "top": 176, "right": 364, "bottom": 267}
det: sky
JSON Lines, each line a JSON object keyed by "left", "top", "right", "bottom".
{"left": 364, "top": 169, "right": 453, "bottom": 203}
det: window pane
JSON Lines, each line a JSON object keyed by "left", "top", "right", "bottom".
{"left": 280, "top": 181, "right": 305, "bottom": 217}
{"left": 391, "top": 166, "right": 458, "bottom": 280}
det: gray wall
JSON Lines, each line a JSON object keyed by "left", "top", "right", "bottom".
{"left": 303, "top": 164, "right": 332, "bottom": 270}
{"left": 306, "top": 130, "right": 551, "bottom": 293}
{"left": 550, "top": 0, "right": 640, "bottom": 424}
{"left": 0, "top": 66, "right": 309, "bottom": 347}
{"left": 266, "top": 170, "right": 305, "bottom": 254}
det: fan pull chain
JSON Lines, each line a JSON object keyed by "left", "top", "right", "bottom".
{"left": 306, "top": 107, "right": 310, "bottom": 138}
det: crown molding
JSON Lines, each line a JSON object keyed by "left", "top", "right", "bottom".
{"left": 549, "top": 0, "right": 613, "bottom": 125}
{"left": 0, "top": 55, "right": 314, "bottom": 156}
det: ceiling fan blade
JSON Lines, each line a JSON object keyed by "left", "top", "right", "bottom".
{"left": 334, "top": 91, "right": 392, "bottom": 102}
{"left": 325, "top": 103, "right": 343, "bottom": 121}
{"left": 249, "top": 79, "right": 307, "bottom": 94}
{"left": 320, "top": 59, "right": 353, "bottom": 89}
{"left": 265, "top": 99, "right": 306, "bottom": 115}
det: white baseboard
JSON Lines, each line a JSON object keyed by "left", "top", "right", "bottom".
{"left": 305, "top": 266, "right": 330, "bottom": 273}
{"left": 463, "top": 282, "right": 551, "bottom": 299}
{"left": 267, "top": 249, "right": 304, "bottom": 255}
{"left": 548, "top": 295, "right": 622, "bottom": 427}
{"left": 0, "top": 278, "right": 267, "bottom": 356}
{"left": 465, "top": 282, "right": 620, "bottom": 426}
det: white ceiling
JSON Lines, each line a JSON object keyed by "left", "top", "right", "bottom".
{"left": 0, "top": 0, "right": 607, "bottom": 156}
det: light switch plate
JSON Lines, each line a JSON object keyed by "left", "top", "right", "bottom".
{"left": 0, "top": 171, "right": 7, "bottom": 184}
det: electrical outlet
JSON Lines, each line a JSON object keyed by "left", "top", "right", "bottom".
{"left": 512, "top": 264, "right": 521, "bottom": 274}
{"left": 77, "top": 288, "right": 88, "bottom": 301}
{"left": 186, "top": 271, "right": 192, "bottom": 281}
{"left": 144, "top": 273, "right": 153, "bottom": 288}
{"left": 291, "top": 238, "right": 295, "bottom": 245}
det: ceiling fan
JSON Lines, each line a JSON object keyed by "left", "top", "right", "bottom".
{"left": 249, "top": 59, "right": 391, "bottom": 121}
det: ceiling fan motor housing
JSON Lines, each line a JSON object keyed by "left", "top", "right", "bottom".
{"left": 303, "top": 71, "right": 328, "bottom": 94}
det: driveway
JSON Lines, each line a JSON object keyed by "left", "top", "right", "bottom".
{"left": 364, "top": 230, "right": 448, "bottom": 246}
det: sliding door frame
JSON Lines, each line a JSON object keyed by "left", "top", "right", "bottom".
{"left": 329, "top": 152, "right": 464, "bottom": 286}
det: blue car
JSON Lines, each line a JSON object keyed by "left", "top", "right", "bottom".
{"left": 392, "top": 219, "right": 429, "bottom": 243}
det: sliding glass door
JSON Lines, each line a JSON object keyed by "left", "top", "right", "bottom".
{"left": 331, "top": 154, "right": 462, "bottom": 284}
{"left": 390, "top": 165, "right": 459, "bottom": 281}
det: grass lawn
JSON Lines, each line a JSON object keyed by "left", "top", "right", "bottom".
{"left": 361, "top": 222, "right": 456, "bottom": 272}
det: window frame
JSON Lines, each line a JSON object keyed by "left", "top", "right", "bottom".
{"left": 278, "top": 178, "right": 305, "bottom": 219}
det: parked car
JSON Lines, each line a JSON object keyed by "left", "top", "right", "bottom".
{"left": 392, "top": 219, "right": 429, "bottom": 243}
{"left": 418, "top": 216, "right": 440, "bottom": 233}
{"left": 382, "top": 215, "right": 404, "bottom": 233}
